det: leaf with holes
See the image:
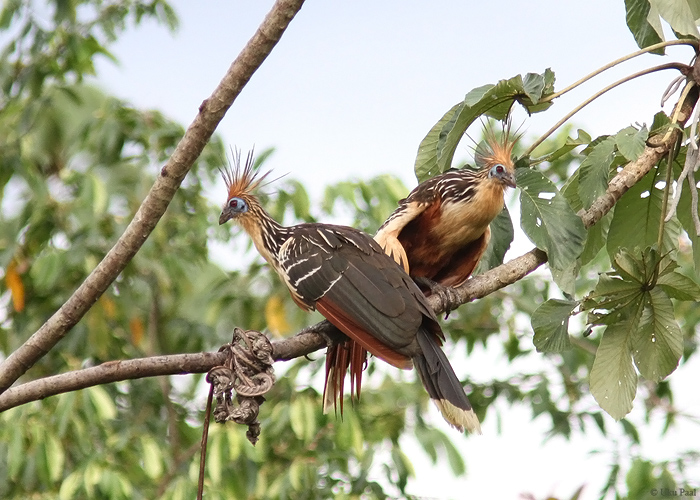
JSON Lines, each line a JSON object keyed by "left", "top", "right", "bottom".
{"left": 517, "top": 168, "right": 586, "bottom": 271}
{"left": 578, "top": 136, "right": 616, "bottom": 209}
{"left": 606, "top": 169, "right": 681, "bottom": 261}
{"left": 531, "top": 299, "right": 577, "bottom": 352}
{"left": 631, "top": 287, "right": 682, "bottom": 382}
{"left": 590, "top": 321, "right": 638, "bottom": 420}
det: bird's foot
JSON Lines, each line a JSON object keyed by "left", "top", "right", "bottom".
{"left": 413, "top": 277, "right": 459, "bottom": 318}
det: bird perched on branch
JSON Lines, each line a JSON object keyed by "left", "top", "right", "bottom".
{"left": 375, "top": 124, "right": 518, "bottom": 301}
{"left": 218, "top": 150, "right": 480, "bottom": 433}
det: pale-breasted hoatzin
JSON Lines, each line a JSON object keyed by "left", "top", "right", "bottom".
{"left": 218, "top": 151, "right": 480, "bottom": 433}
{"left": 375, "top": 125, "right": 518, "bottom": 292}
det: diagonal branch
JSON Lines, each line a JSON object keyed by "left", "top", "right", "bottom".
{"left": 1, "top": 60, "right": 697, "bottom": 413}
{"left": 0, "top": 0, "right": 307, "bottom": 395}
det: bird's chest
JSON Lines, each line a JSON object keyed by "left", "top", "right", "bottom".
{"left": 399, "top": 184, "right": 504, "bottom": 265}
{"left": 430, "top": 198, "right": 500, "bottom": 249}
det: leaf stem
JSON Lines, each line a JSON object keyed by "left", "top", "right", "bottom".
{"left": 657, "top": 143, "right": 678, "bottom": 252}
{"left": 523, "top": 63, "right": 688, "bottom": 157}
{"left": 542, "top": 39, "right": 697, "bottom": 104}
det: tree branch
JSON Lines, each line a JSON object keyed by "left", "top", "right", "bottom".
{"left": 2, "top": 55, "right": 697, "bottom": 412}
{"left": 0, "top": 0, "right": 307, "bottom": 395}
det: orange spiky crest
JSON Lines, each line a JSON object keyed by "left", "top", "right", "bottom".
{"left": 220, "top": 148, "right": 271, "bottom": 202}
{"left": 474, "top": 120, "right": 521, "bottom": 171}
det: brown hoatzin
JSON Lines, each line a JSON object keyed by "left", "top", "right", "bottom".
{"left": 218, "top": 151, "right": 480, "bottom": 433}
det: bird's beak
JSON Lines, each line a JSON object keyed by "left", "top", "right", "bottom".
{"left": 219, "top": 209, "right": 232, "bottom": 225}
{"left": 505, "top": 172, "right": 517, "bottom": 188}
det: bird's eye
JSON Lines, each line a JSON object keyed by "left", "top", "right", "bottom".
{"left": 228, "top": 197, "right": 248, "bottom": 212}
{"left": 489, "top": 164, "right": 506, "bottom": 177}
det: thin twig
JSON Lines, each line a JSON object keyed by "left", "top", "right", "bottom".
{"left": 541, "top": 39, "right": 697, "bottom": 104}
{"left": 198, "top": 384, "right": 214, "bottom": 500}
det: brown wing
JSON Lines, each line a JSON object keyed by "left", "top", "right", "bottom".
{"left": 278, "top": 224, "right": 435, "bottom": 368}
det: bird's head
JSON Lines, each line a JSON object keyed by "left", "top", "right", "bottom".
{"left": 475, "top": 121, "right": 519, "bottom": 189}
{"left": 218, "top": 149, "right": 269, "bottom": 226}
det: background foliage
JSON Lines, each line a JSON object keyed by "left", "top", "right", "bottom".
{"left": 1, "top": 1, "right": 699, "bottom": 499}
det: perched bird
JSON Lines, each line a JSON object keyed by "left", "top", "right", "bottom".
{"left": 218, "top": 150, "right": 480, "bottom": 433}
{"left": 375, "top": 124, "right": 518, "bottom": 297}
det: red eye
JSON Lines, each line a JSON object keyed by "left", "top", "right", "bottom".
{"left": 229, "top": 199, "right": 238, "bottom": 208}
{"left": 496, "top": 165, "right": 505, "bottom": 174}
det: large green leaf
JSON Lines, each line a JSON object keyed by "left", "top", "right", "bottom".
{"left": 590, "top": 321, "right": 639, "bottom": 420}
{"left": 578, "top": 136, "right": 616, "bottom": 209}
{"left": 649, "top": 0, "right": 700, "bottom": 37}
{"left": 632, "top": 287, "right": 682, "bottom": 381}
{"left": 531, "top": 299, "right": 577, "bottom": 352}
{"left": 414, "top": 70, "right": 555, "bottom": 182}
{"left": 606, "top": 168, "right": 680, "bottom": 261}
{"left": 675, "top": 173, "right": 700, "bottom": 270}
{"left": 517, "top": 168, "right": 587, "bottom": 271}
{"left": 625, "top": 0, "right": 665, "bottom": 51}
{"left": 414, "top": 103, "right": 462, "bottom": 181}
{"left": 474, "top": 206, "right": 514, "bottom": 274}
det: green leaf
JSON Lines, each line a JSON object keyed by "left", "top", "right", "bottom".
{"left": 531, "top": 299, "right": 577, "bottom": 352}
{"left": 140, "top": 435, "right": 164, "bottom": 480}
{"left": 30, "top": 249, "right": 65, "bottom": 293}
{"left": 606, "top": 168, "right": 680, "bottom": 261}
{"left": 59, "top": 471, "right": 83, "bottom": 500}
{"left": 632, "top": 287, "right": 682, "bottom": 381}
{"left": 626, "top": 458, "right": 654, "bottom": 498}
{"left": 580, "top": 210, "right": 613, "bottom": 265}
{"left": 414, "top": 103, "right": 462, "bottom": 182}
{"left": 517, "top": 168, "right": 587, "bottom": 271}
{"left": 542, "top": 129, "right": 592, "bottom": 163}
{"left": 615, "top": 125, "right": 648, "bottom": 162}
{"left": 415, "top": 70, "right": 555, "bottom": 181}
{"left": 625, "top": 0, "right": 665, "bottom": 51}
{"left": 87, "top": 386, "right": 117, "bottom": 420}
{"left": 675, "top": 174, "right": 700, "bottom": 270}
{"left": 45, "top": 434, "right": 65, "bottom": 482}
{"left": 657, "top": 269, "right": 700, "bottom": 300}
{"left": 474, "top": 206, "right": 514, "bottom": 274}
{"left": 578, "top": 136, "right": 616, "bottom": 209}
{"left": 649, "top": 0, "right": 700, "bottom": 37}
{"left": 590, "top": 322, "right": 638, "bottom": 420}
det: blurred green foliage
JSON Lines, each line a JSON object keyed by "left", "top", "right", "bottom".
{"left": 0, "top": 1, "right": 699, "bottom": 499}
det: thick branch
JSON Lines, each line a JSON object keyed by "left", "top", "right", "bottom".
{"left": 0, "top": 0, "right": 307, "bottom": 394}
{"left": 0, "top": 85, "right": 695, "bottom": 412}
{"left": 2, "top": 60, "right": 698, "bottom": 412}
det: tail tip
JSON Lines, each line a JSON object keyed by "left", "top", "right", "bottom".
{"left": 434, "top": 399, "right": 482, "bottom": 434}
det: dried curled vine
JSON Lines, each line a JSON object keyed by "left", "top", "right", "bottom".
{"left": 197, "top": 328, "right": 276, "bottom": 499}
{"left": 207, "top": 328, "right": 275, "bottom": 443}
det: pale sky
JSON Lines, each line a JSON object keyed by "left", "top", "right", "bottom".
{"left": 91, "top": 1, "right": 699, "bottom": 498}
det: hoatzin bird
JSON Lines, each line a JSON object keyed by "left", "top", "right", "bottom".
{"left": 218, "top": 151, "right": 480, "bottom": 433}
{"left": 375, "top": 124, "right": 518, "bottom": 295}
